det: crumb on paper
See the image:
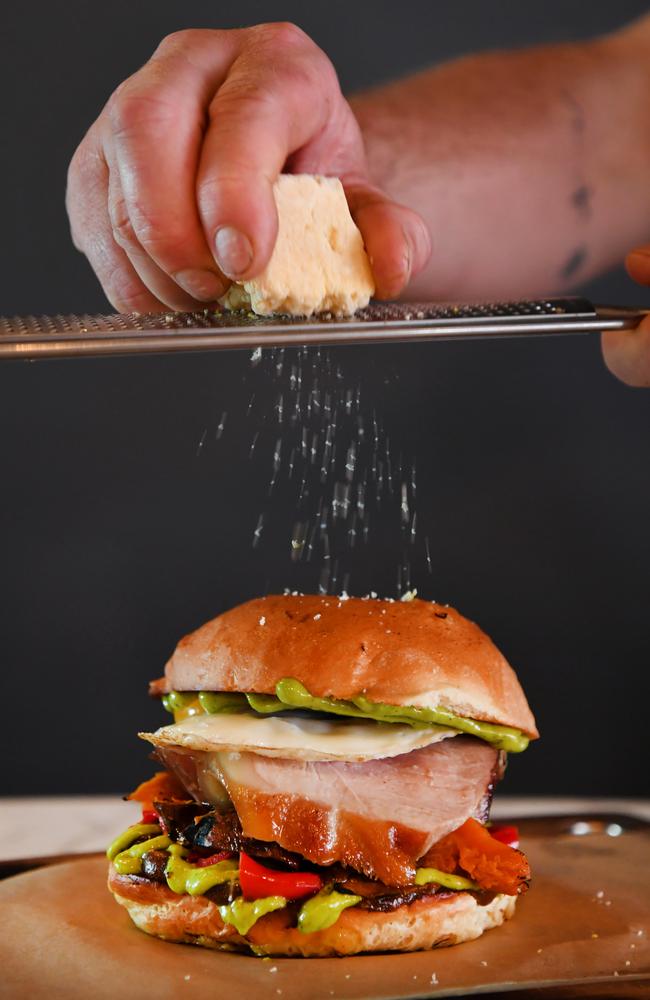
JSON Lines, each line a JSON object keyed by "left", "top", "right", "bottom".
{"left": 430, "top": 972, "right": 438, "bottom": 985}
{"left": 183, "top": 975, "right": 191, "bottom": 981}
{"left": 480, "top": 960, "right": 488, "bottom": 967}
{"left": 596, "top": 890, "right": 604, "bottom": 899}
{"left": 400, "top": 588, "right": 417, "bottom": 602}
{"left": 313, "top": 613, "right": 321, "bottom": 621}
{"left": 259, "top": 616, "right": 266, "bottom": 626}
{"left": 591, "top": 933, "right": 599, "bottom": 939}
{"left": 537, "top": 948, "right": 543, "bottom": 954}
{"left": 625, "top": 960, "right": 631, "bottom": 966}
{"left": 269, "top": 966, "right": 277, "bottom": 973}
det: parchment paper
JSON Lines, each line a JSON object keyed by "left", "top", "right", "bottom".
{"left": 0, "top": 816, "right": 647, "bottom": 999}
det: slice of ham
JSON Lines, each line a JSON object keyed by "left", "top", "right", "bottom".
{"left": 155, "top": 736, "right": 502, "bottom": 886}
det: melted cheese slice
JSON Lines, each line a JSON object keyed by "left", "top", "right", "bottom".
{"left": 141, "top": 711, "right": 457, "bottom": 762}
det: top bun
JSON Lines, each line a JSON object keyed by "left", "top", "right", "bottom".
{"left": 155, "top": 596, "right": 538, "bottom": 738}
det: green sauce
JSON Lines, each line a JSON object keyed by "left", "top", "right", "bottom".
{"left": 164, "top": 854, "right": 197, "bottom": 894}
{"left": 113, "top": 834, "right": 171, "bottom": 875}
{"left": 275, "top": 678, "right": 529, "bottom": 753}
{"left": 245, "top": 692, "right": 288, "bottom": 714}
{"left": 164, "top": 677, "right": 529, "bottom": 753}
{"left": 165, "top": 853, "right": 238, "bottom": 895}
{"left": 185, "top": 861, "right": 239, "bottom": 896}
{"left": 106, "top": 823, "right": 162, "bottom": 861}
{"left": 198, "top": 691, "right": 248, "bottom": 714}
{"left": 162, "top": 691, "right": 197, "bottom": 715}
{"left": 414, "top": 867, "right": 480, "bottom": 891}
{"left": 297, "top": 889, "right": 362, "bottom": 933}
{"left": 219, "top": 896, "right": 287, "bottom": 935}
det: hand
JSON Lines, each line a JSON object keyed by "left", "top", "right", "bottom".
{"left": 601, "top": 247, "right": 650, "bottom": 387}
{"left": 66, "top": 23, "right": 431, "bottom": 313}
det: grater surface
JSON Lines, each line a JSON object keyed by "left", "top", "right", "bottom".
{"left": 0, "top": 298, "right": 643, "bottom": 360}
{"left": 0, "top": 297, "right": 593, "bottom": 337}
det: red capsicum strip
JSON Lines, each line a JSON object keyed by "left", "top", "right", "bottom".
{"left": 490, "top": 825, "right": 520, "bottom": 849}
{"left": 188, "top": 851, "right": 234, "bottom": 868}
{"left": 239, "top": 851, "right": 323, "bottom": 901}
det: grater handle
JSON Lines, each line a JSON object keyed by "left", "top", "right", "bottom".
{"left": 595, "top": 304, "right": 649, "bottom": 323}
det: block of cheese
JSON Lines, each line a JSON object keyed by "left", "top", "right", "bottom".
{"left": 220, "top": 174, "right": 374, "bottom": 317}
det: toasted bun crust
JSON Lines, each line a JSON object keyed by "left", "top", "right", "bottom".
{"left": 108, "top": 867, "right": 516, "bottom": 957}
{"left": 155, "top": 595, "right": 537, "bottom": 737}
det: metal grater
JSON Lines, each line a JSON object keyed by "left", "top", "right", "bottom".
{"left": 0, "top": 298, "right": 645, "bottom": 360}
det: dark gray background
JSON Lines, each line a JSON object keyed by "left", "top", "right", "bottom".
{"left": 2, "top": 2, "right": 649, "bottom": 797}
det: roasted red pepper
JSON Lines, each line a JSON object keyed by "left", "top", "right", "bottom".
{"left": 422, "top": 818, "right": 529, "bottom": 895}
{"left": 239, "top": 851, "right": 322, "bottom": 901}
{"left": 127, "top": 770, "right": 188, "bottom": 806}
{"left": 490, "top": 824, "right": 520, "bottom": 849}
{"left": 141, "top": 807, "right": 159, "bottom": 825}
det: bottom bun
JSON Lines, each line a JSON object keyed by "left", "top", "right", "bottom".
{"left": 108, "top": 866, "right": 516, "bottom": 957}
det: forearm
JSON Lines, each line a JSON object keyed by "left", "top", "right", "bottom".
{"left": 351, "top": 19, "right": 650, "bottom": 300}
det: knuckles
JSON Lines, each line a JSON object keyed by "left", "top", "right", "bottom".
{"left": 251, "top": 21, "right": 309, "bottom": 49}
{"left": 109, "top": 189, "right": 194, "bottom": 263}
{"left": 149, "top": 22, "right": 311, "bottom": 61}
{"left": 67, "top": 18, "right": 347, "bottom": 277}
{"left": 251, "top": 21, "right": 339, "bottom": 90}
{"left": 107, "top": 86, "right": 177, "bottom": 141}
{"left": 66, "top": 135, "right": 107, "bottom": 251}
{"left": 153, "top": 27, "right": 223, "bottom": 59}
{"left": 109, "top": 195, "right": 139, "bottom": 253}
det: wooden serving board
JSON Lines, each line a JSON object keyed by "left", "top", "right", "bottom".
{"left": 0, "top": 816, "right": 648, "bottom": 999}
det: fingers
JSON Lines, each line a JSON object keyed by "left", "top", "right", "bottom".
{"left": 601, "top": 244, "right": 650, "bottom": 386}
{"left": 601, "top": 322, "right": 650, "bottom": 388}
{"left": 626, "top": 245, "right": 650, "bottom": 285}
{"left": 67, "top": 133, "right": 169, "bottom": 313}
{"left": 196, "top": 23, "right": 340, "bottom": 279}
{"left": 345, "top": 185, "right": 432, "bottom": 299}
{"left": 68, "top": 22, "right": 431, "bottom": 310}
{"left": 104, "top": 136, "right": 208, "bottom": 310}
{"left": 106, "top": 30, "right": 239, "bottom": 302}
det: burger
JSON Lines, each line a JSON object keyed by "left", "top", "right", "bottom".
{"left": 107, "top": 594, "right": 538, "bottom": 957}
